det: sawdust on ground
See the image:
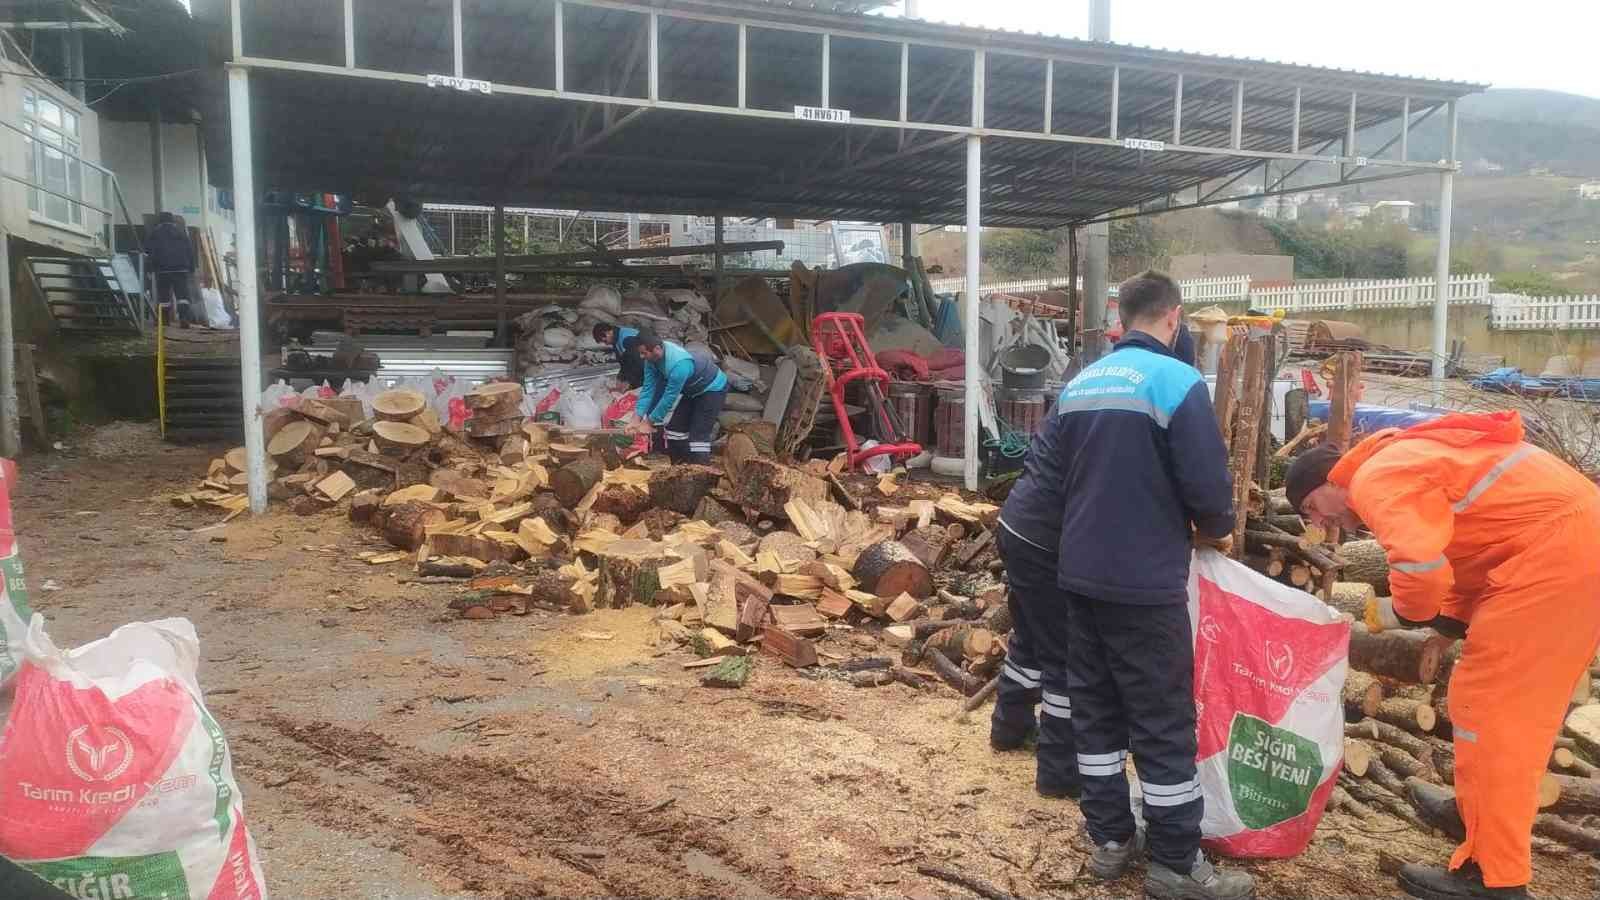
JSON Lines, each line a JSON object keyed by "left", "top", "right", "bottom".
{"left": 537, "top": 605, "right": 663, "bottom": 679}
{"left": 75, "top": 420, "right": 166, "bottom": 458}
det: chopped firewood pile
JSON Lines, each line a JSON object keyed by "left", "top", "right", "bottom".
{"left": 176, "top": 381, "right": 1016, "bottom": 695}
{"left": 1234, "top": 343, "right": 1600, "bottom": 855}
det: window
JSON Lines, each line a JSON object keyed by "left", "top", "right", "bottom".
{"left": 22, "top": 89, "right": 83, "bottom": 228}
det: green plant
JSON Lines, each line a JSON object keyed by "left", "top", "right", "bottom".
{"left": 1494, "top": 271, "right": 1572, "bottom": 296}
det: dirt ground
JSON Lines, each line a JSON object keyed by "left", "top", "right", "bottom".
{"left": 11, "top": 429, "right": 1600, "bottom": 899}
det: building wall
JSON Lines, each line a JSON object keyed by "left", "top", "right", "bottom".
{"left": 0, "top": 62, "right": 104, "bottom": 257}
{"left": 1168, "top": 253, "right": 1294, "bottom": 284}
{"left": 101, "top": 118, "right": 235, "bottom": 263}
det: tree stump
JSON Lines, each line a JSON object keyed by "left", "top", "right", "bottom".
{"left": 1327, "top": 582, "right": 1377, "bottom": 621}
{"left": 1343, "top": 669, "right": 1383, "bottom": 719}
{"left": 924, "top": 625, "right": 997, "bottom": 664}
{"left": 594, "top": 540, "right": 677, "bottom": 608}
{"left": 730, "top": 459, "right": 829, "bottom": 519}
{"left": 373, "top": 420, "right": 431, "bottom": 455}
{"left": 267, "top": 420, "right": 323, "bottom": 463}
{"left": 1341, "top": 539, "right": 1390, "bottom": 595}
{"left": 648, "top": 464, "right": 721, "bottom": 515}
{"left": 551, "top": 457, "right": 605, "bottom": 508}
{"left": 372, "top": 389, "right": 427, "bottom": 422}
{"left": 383, "top": 501, "right": 446, "bottom": 551}
{"left": 590, "top": 484, "right": 651, "bottom": 525}
{"left": 1348, "top": 624, "right": 1441, "bottom": 683}
{"left": 348, "top": 489, "right": 383, "bottom": 524}
{"left": 851, "top": 539, "right": 933, "bottom": 599}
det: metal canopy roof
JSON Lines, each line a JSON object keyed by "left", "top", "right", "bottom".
{"left": 195, "top": 0, "right": 1485, "bottom": 227}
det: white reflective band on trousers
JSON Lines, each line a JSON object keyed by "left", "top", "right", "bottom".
{"left": 1040, "top": 689, "right": 1072, "bottom": 719}
{"left": 1002, "top": 661, "right": 1040, "bottom": 689}
{"left": 1140, "top": 777, "right": 1203, "bottom": 807}
{"left": 1392, "top": 555, "right": 1447, "bottom": 574}
{"left": 1452, "top": 444, "right": 1537, "bottom": 513}
{"left": 664, "top": 430, "right": 689, "bottom": 440}
{"left": 1077, "top": 750, "right": 1128, "bottom": 777}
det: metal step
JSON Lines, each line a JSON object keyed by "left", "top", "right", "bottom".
{"left": 23, "top": 253, "right": 143, "bottom": 335}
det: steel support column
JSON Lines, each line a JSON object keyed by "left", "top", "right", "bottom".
{"left": 1081, "top": 0, "right": 1111, "bottom": 366}
{"left": 901, "top": 219, "right": 915, "bottom": 271}
{"left": 0, "top": 230, "right": 16, "bottom": 457}
{"left": 1431, "top": 169, "right": 1454, "bottom": 401}
{"left": 962, "top": 134, "right": 981, "bottom": 491}
{"left": 228, "top": 67, "right": 268, "bottom": 514}
{"left": 493, "top": 204, "right": 507, "bottom": 342}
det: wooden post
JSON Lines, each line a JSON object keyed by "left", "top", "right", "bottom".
{"left": 1229, "top": 338, "right": 1268, "bottom": 556}
{"left": 1212, "top": 330, "right": 1247, "bottom": 450}
{"left": 1253, "top": 322, "right": 1280, "bottom": 486}
{"left": 1318, "top": 351, "right": 1363, "bottom": 597}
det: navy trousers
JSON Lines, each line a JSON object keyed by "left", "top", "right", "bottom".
{"left": 664, "top": 387, "right": 725, "bottom": 464}
{"left": 1066, "top": 591, "right": 1201, "bottom": 871}
{"left": 994, "top": 527, "right": 1078, "bottom": 793}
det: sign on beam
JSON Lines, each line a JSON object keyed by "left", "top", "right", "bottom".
{"left": 795, "top": 106, "right": 850, "bottom": 124}
{"left": 1123, "top": 137, "right": 1165, "bottom": 152}
{"left": 427, "top": 74, "right": 492, "bottom": 94}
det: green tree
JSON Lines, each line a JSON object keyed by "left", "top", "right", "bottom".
{"left": 1494, "top": 272, "right": 1572, "bottom": 296}
{"left": 982, "top": 228, "right": 1061, "bottom": 276}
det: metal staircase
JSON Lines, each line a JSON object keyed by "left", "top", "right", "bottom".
{"left": 23, "top": 255, "right": 144, "bottom": 334}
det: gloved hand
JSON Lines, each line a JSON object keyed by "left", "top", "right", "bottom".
{"left": 1365, "top": 596, "right": 1467, "bottom": 638}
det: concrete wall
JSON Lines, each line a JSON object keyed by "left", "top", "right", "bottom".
{"left": 1207, "top": 300, "right": 1600, "bottom": 372}
{"left": 101, "top": 118, "right": 235, "bottom": 266}
{"left": 1169, "top": 253, "right": 1293, "bottom": 283}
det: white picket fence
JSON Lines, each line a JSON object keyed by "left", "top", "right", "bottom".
{"left": 1248, "top": 274, "right": 1493, "bottom": 312}
{"left": 1491, "top": 295, "right": 1600, "bottom": 330}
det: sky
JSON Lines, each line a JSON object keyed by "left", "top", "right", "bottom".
{"left": 891, "top": 1, "right": 1600, "bottom": 99}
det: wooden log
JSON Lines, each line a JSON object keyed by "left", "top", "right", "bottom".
{"left": 927, "top": 648, "right": 982, "bottom": 696}
{"left": 429, "top": 468, "right": 489, "bottom": 500}
{"left": 348, "top": 489, "right": 383, "bottom": 524}
{"left": 924, "top": 625, "right": 996, "bottom": 663}
{"left": 1287, "top": 563, "right": 1311, "bottom": 587}
{"left": 1534, "top": 815, "right": 1600, "bottom": 854}
{"left": 1354, "top": 717, "right": 1435, "bottom": 765}
{"left": 1244, "top": 529, "right": 1342, "bottom": 571}
{"left": 1365, "top": 756, "right": 1407, "bottom": 797}
{"left": 1377, "top": 745, "right": 1429, "bottom": 780}
{"left": 1431, "top": 690, "right": 1453, "bottom": 740}
{"left": 1375, "top": 697, "right": 1437, "bottom": 735}
{"left": 1343, "top": 670, "right": 1384, "bottom": 719}
{"left": 1341, "top": 539, "right": 1390, "bottom": 596}
{"left": 593, "top": 540, "right": 677, "bottom": 608}
{"left": 851, "top": 539, "right": 933, "bottom": 599}
{"left": 1349, "top": 624, "right": 1441, "bottom": 683}
{"left": 465, "top": 382, "right": 524, "bottom": 416}
{"left": 1327, "top": 582, "right": 1377, "bottom": 621}
{"left": 758, "top": 530, "right": 819, "bottom": 566}
{"left": 900, "top": 525, "right": 955, "bottom": 570}
{"left": 647, "top": 464, "right": 721, "bottom": 515}
{"left": 817, "top": 588, "right": 854, "bottom": 619}
{"left": 885, "top": 593, "right": 925, "bottom": 623}
{"left": 551, "top": 457, "right": 605, "bottom": 508}
{"left": 466, "top": 415, "right": 524, "bottom": 439}
{"left": 1549, "top": 773, "right": 1600, "bottom": 816}
{"left": 1567, "top": 704, "right": 1600, "bottom": 762}
{"left": 1343, "top": 738, "right": 1374, "bottom": 777}
{"left": 382, "top": 502, "right": 447, "bottom": 551}
{"left": 1552, "top": 747, "right": 1600, "bottom": 778}
{"left": 915, "top": 864, "right": 1020, "bottom": 900}
{"left": 372, "top": 389, "right": 427, "bottom": 421}
{"left": 418, "top": 556, "right": 485, "bottom": 578}
{"left": 1262, "top": 514, "right": 1305, "bottom": 535}
{"left": 729, "top": 459, "right": 829, "bottom": 519}
{"left": 1431, "top": 738, "right": 1456, "bottom": 785}
{"left": 372, "top": 420, "right": 430, "bottom": 454}
{"left": 430, "top": 532, "right": 524, "bottom": 563}
{"left": 267, "top": 419, "right": 323, "bottom": 462}
{"left": 1228, "top": 338, "right": 1268, "bottom": 555}
{"left": 410, "top": 407, "right": 443, "bottom": 437}
{"left": 590, "top": 484, "right": 651, "bottom": 525}
{"left": 1342, "top": 776, "right": 1427, "bottom": 828}
{"left": 760, "top": 625, "right": 818, "bottom": 668}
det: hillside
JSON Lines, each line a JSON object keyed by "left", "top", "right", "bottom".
{"left": 1367, "top": 89, "right": 1600, "bottom": 175}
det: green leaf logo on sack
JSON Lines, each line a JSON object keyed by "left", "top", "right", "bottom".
{"left": 1225, "top": 714, "right": 1322, "bottom": 830}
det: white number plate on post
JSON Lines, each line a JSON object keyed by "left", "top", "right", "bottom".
{"left": 795, "top": 106, "right": 851, "bottom": 124}
{"left": 427, "top": 74, "right": 492, "bottom": 95}
{"left": 1123, "top": 137, "right": 1166, "bottom": 152}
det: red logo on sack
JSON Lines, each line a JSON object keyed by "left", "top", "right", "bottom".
{"left": 65, "top": 725, "right": 134, "bottom": 783}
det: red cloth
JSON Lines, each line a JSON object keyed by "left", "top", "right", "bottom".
{"left": 926, "top": 348, "right": 964, "bottom": 371}
{"left": 874, "top": 349, "right": 930, "bottom": 381}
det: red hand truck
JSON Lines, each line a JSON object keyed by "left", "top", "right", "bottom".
{"left": 810, "top": 312, "right": 922, "bottom": 471}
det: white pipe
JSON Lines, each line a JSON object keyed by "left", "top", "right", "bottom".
{"left": 963, "top": 133, "right": 981, "bottom": 491}
{"left": 1431, "top": 168, "right": 1454, "bottom": 402}
{"left": 0, "top": 229, "right": 16, "bottom": 457}
{"left": 228, "top": 67, "right": 267, "bottom": 514}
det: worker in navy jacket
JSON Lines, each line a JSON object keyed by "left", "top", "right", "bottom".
{"left": 1051, "top": 272, "right": 1252, "bottom": 900}
{"left": 629, "top": 329, "right": 728, "bottom": 464}
{"left": 992, "top": 321, "right": 1197, "bottom": 800}
{"left": 593, "top": 323, "right": 644, "bottom": 389}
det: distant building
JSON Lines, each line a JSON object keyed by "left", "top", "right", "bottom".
{"left": 1471, "top": 158, "right": 1505, "bottom": 174}
{"left": 1578, "top": 182, "right": 1600, "bottom": 201}
{"left": 1344, "top": 202, "right": 1372, "bottom": 220}
{"left": 1371, "top": 200, "right": 1416, "bottom": 224}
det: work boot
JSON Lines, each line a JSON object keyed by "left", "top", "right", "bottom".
{"left": 1145, "top": 850, "right": 1255, "bottom": 900}
{"left": 1035, "top": 777, "right": 1081, "bottom": 800}
{"left": 989, "top": 722, "right": 1036, "bottom": 752}
{"left": 1088, "top": 826, "right": 1145, "bottom": 880}
{"left": 1398, "top": 861, "right": 1531, "bottom": 899}
{"left": 1407, "top": 778, "right": 1466, "bottom": 840}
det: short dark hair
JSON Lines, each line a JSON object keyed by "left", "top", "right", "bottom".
{"left": 1117, "top": 270, "right": 1183, "bottom": 326}
{"left": 592, "top": 322, "right": 615, "bottom": 342}
{"left": 635, "top": 328, "right": 664, "bottom": 351}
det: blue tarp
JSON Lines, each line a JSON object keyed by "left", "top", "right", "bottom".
{"left": 1468, "top": 367, "right": 1600, "bottom": 401}
{"left": 1309, "top": 400, "right": 1443, "bottom": 434}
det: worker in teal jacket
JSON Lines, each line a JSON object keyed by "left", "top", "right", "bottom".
{"left": 629, "top": 329, "right": 728, "bottom": 464}
{"left": 593, "top": 323, "right": 644, "bottom": 388}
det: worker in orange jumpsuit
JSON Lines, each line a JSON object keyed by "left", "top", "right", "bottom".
{"left": 1285, "top": 410, "right": 1600, "bottom": 899}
